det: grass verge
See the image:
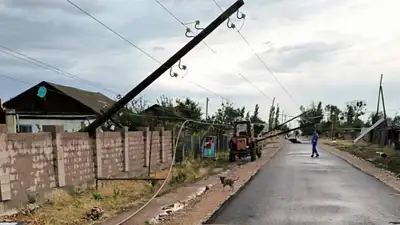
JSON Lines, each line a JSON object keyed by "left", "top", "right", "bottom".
{"left": 324, "top": 140, "right": 400, "bottom": 175}
{"left": 0, "top": 150, "right": 231, "bottom": 225}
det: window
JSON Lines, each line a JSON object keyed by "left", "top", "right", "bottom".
{"left": 19, "top": 125, "right": 32, "bottom": 133}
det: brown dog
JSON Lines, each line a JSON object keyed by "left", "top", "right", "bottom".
{"left": 219, "top": 176, "right": 239, "bottom": 191}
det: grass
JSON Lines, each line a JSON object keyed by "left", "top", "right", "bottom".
{"left": 324, "top": 140, "right": 400, "bottom": 175}
{"left": 0, "top": 150, "right": 232, "bottom": 225}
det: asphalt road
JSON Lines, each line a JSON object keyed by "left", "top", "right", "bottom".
{"left": 207, "top": 142, "right": 400, "bottom": 225}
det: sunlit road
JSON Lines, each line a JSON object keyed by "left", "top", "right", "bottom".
{"left": 207, "top": 142, "right": 400, "bottom": 225}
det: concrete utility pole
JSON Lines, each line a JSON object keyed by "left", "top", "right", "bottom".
{"left": 268, "top": 97, "right": 275, "bottom": 131}
{"left": 330, "top": 112, "right": 335, "bottom": 139}
{"left": 205, "top": 97, "right": 209, "bottom": 119}
{"left": 375, "top": 74, "right": 387, "bottom": 120}
{"left": 84, "top": 0, "right": 245, "bottom": 132}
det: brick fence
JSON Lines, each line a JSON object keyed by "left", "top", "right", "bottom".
{"left": 0, "top": 125, "right": 174, "bottom": 210}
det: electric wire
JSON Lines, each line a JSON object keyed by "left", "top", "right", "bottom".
{"left": 0, "top": 74, "right": 233, "bottom": 127}
{"left": 0, "top": 45, "right": 119, "bottom": 96}
{"left": 114, "top": 120, "right": 186, "bottom": 224}
{"left": 154, "top": 0, "right": 273, "bottom": 101}
{"left": 65, "top": 0, "right": 230, "bottom": 102}
{"left": 211, "top": 0, "right": 300, "bottom": 108}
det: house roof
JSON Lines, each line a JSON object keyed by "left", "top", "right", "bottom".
{"left": 141, "top": 104, "right": 180, "bottom": 118}
{"left": 46, "top": 82, "right": 115, "bottom": 115}
{"left": 4, "top": 81, "right": 115, "bottom": 115}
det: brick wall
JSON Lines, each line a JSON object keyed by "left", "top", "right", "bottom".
{"left": 0, "top": 126, "right": 174, "bottom": 208}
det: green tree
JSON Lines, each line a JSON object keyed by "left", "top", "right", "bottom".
{"left": 250, "top": 104, "right": 266, "bottom": 135}
{"left": 210, "top": 101, "right": 246, "bottom": 135}
{"left": 344, "top": 100, "right": 366, "bottom": 126}
{"left": 175, "top": 98, "right": 202, "bottom": 132}
{"left": 274, "top": 105, "right": 280, "bottom": 128}
{"left": 268, "top": 105, "right": 275, "bottom": 131}
{"left": 299, "top": 101, "right": 324, "bottom": 135}
{"left": 245, "top": 111, "right": 250, "bottom": 121}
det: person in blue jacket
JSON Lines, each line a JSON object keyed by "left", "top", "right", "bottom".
{"left": 311, "top": 130, "right": 319, "bottom": 158}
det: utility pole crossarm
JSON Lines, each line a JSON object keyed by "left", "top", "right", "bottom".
{"left": 84, "top": 0, "right": 245, "bottom": 132}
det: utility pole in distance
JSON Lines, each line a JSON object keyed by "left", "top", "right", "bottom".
{"left": 84, "top": 0, "right": 245, "bottom": 132}
{"left": 268, "top": 97, "right": 276, "bottom": 131}
{"left": 205, "top": 97, "right": 209, "bottom": 119}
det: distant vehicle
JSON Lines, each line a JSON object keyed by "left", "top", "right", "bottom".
{"left": 229, "top": 121, "right": 262, "bottom": 162}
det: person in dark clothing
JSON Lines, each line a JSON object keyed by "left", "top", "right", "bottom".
{"left": 311, "top": 130, "right": 319, "bottom": 158}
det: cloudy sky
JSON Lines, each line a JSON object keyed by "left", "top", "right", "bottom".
{"left": 1, "top": 0, "right": 400, "bottom": 122}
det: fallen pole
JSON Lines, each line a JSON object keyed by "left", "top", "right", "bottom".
{"left": 84, "top": 0, "right": 245, "bottom": 132}
{"left": 263, "top": 110, "right": 313, "bottom": 136}
{"left": 256, "top": 123, "right": 316, "bottom": 143}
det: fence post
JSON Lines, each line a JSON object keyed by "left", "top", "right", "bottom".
{"left": 138, "top": 127, "right": 150, "bottom": 167}
{"left": 43, "top": 125, "right": 66, "bottom": 187}
{"left": 94, "top": 129, "right": 103, "bottom": 178}
{"left": 121, "top": 126, "right": 129, "bottom": 172}
{"left": 155, "top": 127, "right": 165, "bottom": 163}
{"left": 0, "top": 128, "right": 11, "bottom": 201}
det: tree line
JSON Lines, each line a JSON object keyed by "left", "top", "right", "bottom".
{"left": 104, "top": 95, "right": 289, "bottom": 135}
{"left": 298, "top": 100, "right": 400, "bottom": 136}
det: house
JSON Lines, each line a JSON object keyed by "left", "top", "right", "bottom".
{"left": 0, "top": 98, "right": 5, "bottom": 124}
{"left": 3, "top": 81, "right": 116, "bottom": 133}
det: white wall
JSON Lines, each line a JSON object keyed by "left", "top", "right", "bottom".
{"left": 17, "top": 118, "right": 94, "bottom": 132}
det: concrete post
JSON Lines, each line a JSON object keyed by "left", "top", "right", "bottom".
{"left": 138, "top": 127, "right": 150, "bottom": 167}
{"left": 155, "top": 127, "right": 165, "bottom": 163}
{"left": 94, "top": 130, "right": 103, "bottom": 178}
{"left": 5, "top": 109, "right": 16, "bottom": 133}
{"left": 121, "top": 127, "right": 129, "bottom": 172}
{"left": 43, "top": 125, "right": 66, "bottom": 187}
{"left": 0, "top": 132, "right": 11, "bottom": 201}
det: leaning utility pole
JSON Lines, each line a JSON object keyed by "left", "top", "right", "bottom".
{"left": 205, "top": 97, "right": 209, "bottom": 119}
{"left": 380, "top": 74, "right": 387, "bottom": 119}
{"left": 268, "top": 97, "right": 275, "bottom": 131}
{"left": 375, "top": 74, "right": 383, "bottom": 117}
{"left": 330, "top": 112, "right": 335, "bottom": 139}
{"left": 84, "top": 0, "right": 245, "bottom": 132}
{"left": 375, "top": 74, "right": 387, "bottom": 120}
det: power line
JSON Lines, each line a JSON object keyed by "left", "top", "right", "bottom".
{"left": 0, "top": 73, "right": 232, "bottom": 127}
{"left": 65, "top": 0, "right": 230, "bottom": 103}
{"left": 154, "top": 0, "right": 273, "bottom": 101}
{"left": 65, "top": 0, "right": 161, "bottom": 65}
{"left": 0, "top": 44, "right": 119, "bottom": 96}
{"left": 211, "top": 0, "right": 300, "bottom": 108}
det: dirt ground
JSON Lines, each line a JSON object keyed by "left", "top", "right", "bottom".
{"left": 0, "top": 151, "right": 232, "bottom": 225}
{"left": 321, "top": 141, "right": 400, "bottom": 193}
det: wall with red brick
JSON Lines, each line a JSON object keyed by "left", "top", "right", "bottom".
{"left": 0, "top": 126, "right": 176, "bottom": 211}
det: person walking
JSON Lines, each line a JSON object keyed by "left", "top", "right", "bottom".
{"left": 311, "top": 130, "right": 319, "bottom": 158}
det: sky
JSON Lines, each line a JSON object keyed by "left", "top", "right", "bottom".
{"left": 1, "top": 0, "right": 400, "bottom": 123}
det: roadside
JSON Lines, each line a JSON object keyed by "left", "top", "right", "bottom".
{"left": 321, "top": 140, "right": 400, "bottom": 192}
{"left": 0, "top": 150, "right": 233, "bottom": 225}
{"left": 158, "top": 137, "right": 284, "bottom": 225}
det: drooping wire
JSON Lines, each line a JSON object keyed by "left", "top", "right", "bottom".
{"left": 211, "top": 0, "right": 301, "bottom": 109}
{"left": 0, "top": 45, "right": 120, "bottom": 96}
{"left": 0, "top": 74, "right": 232, "bottom": 127}
{"left": 153, "top": 0, "right": 273, "bottom": 101}
{"left": 65, "top": 0, "right": 230, "bottom": 102}
{"left": 65, "top": 0, "right": 161, "bottom": 65}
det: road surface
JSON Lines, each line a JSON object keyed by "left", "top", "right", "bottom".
{"left": 207, "top": 142, "right": 400, "bottom": 225}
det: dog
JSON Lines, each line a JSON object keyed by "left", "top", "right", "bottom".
{"left": 219, "top": 176, "right": 239, "bottom": 191}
